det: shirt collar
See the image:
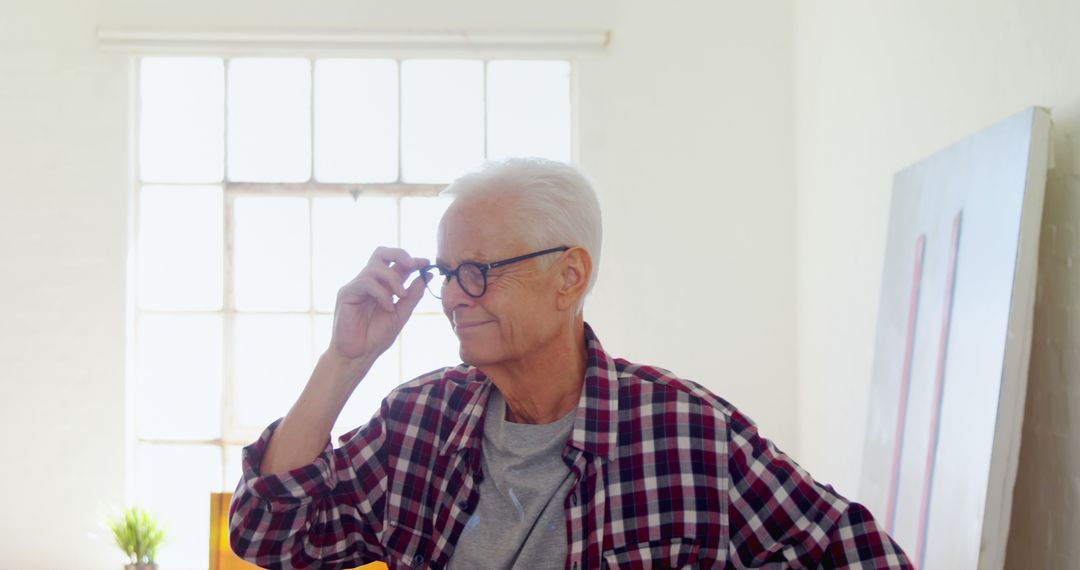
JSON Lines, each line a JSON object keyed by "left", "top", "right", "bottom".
{"left": 568, "top": 322, "right": 620, "bottom": 461}
{"left": 438, "top": 322, "right": 620, "bottom": 461}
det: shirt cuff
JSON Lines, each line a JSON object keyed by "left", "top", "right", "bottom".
{"left": 237, "top": 417, "right": 339, "bottom": 512}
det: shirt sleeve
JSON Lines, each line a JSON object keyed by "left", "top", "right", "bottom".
{"left": 228, "top": 406, "right": 392, "bottom": 569}
{"left": 725, "top": 408, "right": 914, "bottom": 568}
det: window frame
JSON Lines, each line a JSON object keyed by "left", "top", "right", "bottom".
{"left": 129, "top": 51, "right": 578, "bottom": 494}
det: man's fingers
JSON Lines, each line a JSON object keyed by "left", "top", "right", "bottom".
{"left": 366, "top": 247, "right": 429, "bottom": 279}
{"left": 368, "top": 265, "right": 409, "bottom": 298}
{"left": 341, "top": 279, "right": 396, "bottom": 312}
{"left": 369, "top": 246, "right": 407, "bottom": 264}
{"left": 390, "top": 257, "right": 429, "bottom": 278}
{"left": 337, "top": 247, "right": 431, "bottom": 316}
{"left": 369, "top": 247, "right": 420, "bottom": 269}
{"left": 394, "top": 273, "right": 428, "bottom": 318}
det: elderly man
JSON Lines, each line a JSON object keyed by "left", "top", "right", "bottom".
{"left": 229, "top": 158, "right": 912, "bottom": 569}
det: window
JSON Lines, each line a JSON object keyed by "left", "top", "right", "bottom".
{"left": 132, "top": 55, "right": 571, "bottom": 568}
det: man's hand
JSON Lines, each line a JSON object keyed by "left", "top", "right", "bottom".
{"left": 327, "top": 247, "right": 430, "bottom": 364}
{"left": 258, "top": 247, "right": 429, "bottom": 476}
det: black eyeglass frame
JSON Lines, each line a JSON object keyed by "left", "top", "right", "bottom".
{"left": 419, "top": 246, "right": 571, "bottom": 299}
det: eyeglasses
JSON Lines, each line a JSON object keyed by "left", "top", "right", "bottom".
{"left": 418, "top": 246, "right": 570, "bottom": 299}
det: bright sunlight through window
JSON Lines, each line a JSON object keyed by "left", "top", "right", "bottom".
{"left": 133, "top": 55, "right": 571, "bottom": 569}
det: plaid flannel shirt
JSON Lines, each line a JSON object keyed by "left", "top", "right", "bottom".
{"left": 229, "top": 323, "right": 912, "bottom": 569}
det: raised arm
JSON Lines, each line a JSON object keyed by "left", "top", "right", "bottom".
{"left": 228, "top": 247, "right": 429, "bottom": 568}
{"left": 262, "top": 247, "right": 429, "bottom": 475}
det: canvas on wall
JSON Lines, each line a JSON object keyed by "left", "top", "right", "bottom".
{"left": 860, "top": 107, "right": 1051, "bottom": 569}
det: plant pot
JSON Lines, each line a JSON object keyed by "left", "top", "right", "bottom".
{"left": 124, "top": 565, "right": 158, "bottom": 570}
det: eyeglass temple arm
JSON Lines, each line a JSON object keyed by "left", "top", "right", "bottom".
{"left": 486, "top": 246, "right": 570, "bottom": 270}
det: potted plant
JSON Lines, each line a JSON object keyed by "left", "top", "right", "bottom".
{"left": 107, "top": 506, "right": 167, "bottom": 570}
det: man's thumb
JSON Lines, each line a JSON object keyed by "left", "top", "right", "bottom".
{"left": 396, "top": 274, "right": 427, "bottom": 316}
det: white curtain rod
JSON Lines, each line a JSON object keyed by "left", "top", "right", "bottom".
{"left": 96, "top": 29, "right": 610, "bottom": 56}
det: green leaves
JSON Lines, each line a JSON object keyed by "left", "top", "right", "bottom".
{"left": 106, "top": 506, "right": 167, "bottom": 564}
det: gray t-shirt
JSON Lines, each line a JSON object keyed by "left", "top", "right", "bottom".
{"left": 447, "top": 386, "right": 577, "bottom": 569}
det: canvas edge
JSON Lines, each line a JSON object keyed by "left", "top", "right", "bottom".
{"left": 977, "top": 106, "right": 1052, "bottom": 570}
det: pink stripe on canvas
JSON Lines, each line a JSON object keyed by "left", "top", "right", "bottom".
{"left": 885, "top": 234, "right": 926, "bottom": 534}
{"left": 916, "top": 211, "right": 963, "bottom": 568}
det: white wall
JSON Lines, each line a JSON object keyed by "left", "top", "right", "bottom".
{"left": 580, "top": 2, "right": 796, "bottom": 454}
{"left": 0, "top": 1, "right": 132, "bottom": 568}
{"left": 794, "top": 0, "right": 1080, "bottom": 564}
{"left": 0, "top": 1, "right": 796, "bottom": 567}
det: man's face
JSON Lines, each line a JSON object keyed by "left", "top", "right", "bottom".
{"left": 436, "top": 193, "right": 563, "bottom": 368}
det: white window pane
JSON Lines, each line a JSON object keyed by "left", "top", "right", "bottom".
{"left": 137, "top": 185, "right": 224, "bottom": 311}
{"left": 139, "top": 58, "right": 224, "bottom": 183}
{"left": 225, "top": 444, "right": 246, "bottom": 493}
{"left": 487, "top": 60, "right": 572, "bottom": 162}
{"left": 227, "top": 59, "right": 312, "bottom": 182}
{"left": 234, "top": 314, "right": 312, "bottom": 430}
{"left": 401, "top": 196, "right": 453, "bottom": 314}
{"left": 401, "top": 314, "right": 459, "bottom": 381}
{"left": 401, "top": 60, "right": 484, "bottom": 183}
{"left": 312, "top": 196, "right": 397, "bottom": 312}
{"left": 134, "top": 443, "right": 222, "bottom": 570}
{"left": 136, "top": 315, "right": 222, "bottom": 440}
{"left": 314, "top": 59, "right": 398, "bottom": 183}
{"left": 234, "top": 197, "right": 310, "bottom": 312}
{"left": 312, "top": 314, "right": 401, "bottom": 438}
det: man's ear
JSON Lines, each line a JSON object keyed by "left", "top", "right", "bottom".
{"left": 556, "top": 247, "right": 592, "bottom": 311}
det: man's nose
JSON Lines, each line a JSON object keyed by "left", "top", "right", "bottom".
{"left": 440, "top": 274, "right": 475, "bottom": 309}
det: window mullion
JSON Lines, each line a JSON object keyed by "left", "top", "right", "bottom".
{"left": 482, "top": 59, "right": 489, "bottom": 159}
{"left": 309, "top": 57, "right": 316, "bottom": 183}
{"left": 221, "top": 57, "right": 233, "bottom": 491}
{"left": 396, "top": 59, "right": 403, "bottom": 183}
{"left": 222, "top": 188, "right": 236, "bottom": 456}
{"left": 223, "top": 57, "right": 230, "bottom": 182}
{"left": 309, "top": 193, "right": 317, "bottom": 374}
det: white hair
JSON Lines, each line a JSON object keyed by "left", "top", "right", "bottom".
{"left": 441, "top": 157, "right": 603, "bottom": 308}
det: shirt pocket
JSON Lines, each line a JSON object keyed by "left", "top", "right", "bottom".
{"left": 383, "top": 520, "right": 433, "bottom": 569}
{"left": 602, "top": 537, "right": 701, "bottom": 569}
